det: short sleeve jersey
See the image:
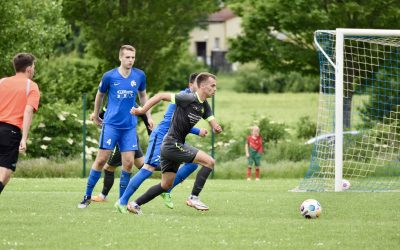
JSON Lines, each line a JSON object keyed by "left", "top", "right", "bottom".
{"left": 153, "top": 88, "right": 191, "bottom": 135}
{"left": 0, "top": 75, "right": 40, "bottom": 130}
{"left": 247, "top": 135, "right": 263, "bottom": 153}
{"left": 167, "top": 92, "right": 213, "bottom": 143}
{"left": 98, "top": 68, "right": 146, "bottom": 129}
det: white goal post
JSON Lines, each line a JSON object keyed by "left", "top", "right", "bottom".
{"left": 301, "top": 28, "right": 400, "bottom": 192}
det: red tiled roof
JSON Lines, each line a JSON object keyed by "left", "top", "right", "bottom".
{"left": 208, "top": 7, "right": 236, "bottom": 22}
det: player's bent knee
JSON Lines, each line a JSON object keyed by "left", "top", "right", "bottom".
{"left": 122, "top": 159, "right": 134, "bottom": 168}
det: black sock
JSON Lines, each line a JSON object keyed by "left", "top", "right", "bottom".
{"left": 136, "top": 183, "right": 167, "bottom": 206}
{"left": 191, "top": 166, "right": 213, "bottom": 196}
{"left": 102, "top": 170, "right": 115, "bottom": 196}
{"left": 0, "top": 181, "right": 4, "bottom": 194}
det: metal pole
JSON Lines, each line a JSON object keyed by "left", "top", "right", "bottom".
{"left": 211, "top": 95, "right": 215, "bottom": 178}
{"left": 335, "top": 30, "right": 344, "bottom": 191}
{"left": 82, "top": 93, "right": 87, "bottom": 178}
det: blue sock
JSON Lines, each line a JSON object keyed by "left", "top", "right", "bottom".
{"left": 85, "top": 169, "right": 102, "bottom": 197}
{"left": 119, "top": 170, "right": 132, "bottom": 198}
{"left": 168, "top": 163, "right": 198, "bottom": 193}
{"left": 119, "top": 168, "right": 153, "bottom": 205}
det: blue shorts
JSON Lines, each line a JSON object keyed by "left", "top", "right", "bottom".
{"left": 99, "top": 124, "right": 138, "bottom": 152}
{"left": 144, "top": 132, "right": 164, "bottom": 167}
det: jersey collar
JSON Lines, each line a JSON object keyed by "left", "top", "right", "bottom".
{"left": 195, "top": 92, "right": 204, "bottom": 103}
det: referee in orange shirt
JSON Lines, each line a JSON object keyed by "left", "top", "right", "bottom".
{"left": 0, "top": 53, "right": 40, "bottom": 194}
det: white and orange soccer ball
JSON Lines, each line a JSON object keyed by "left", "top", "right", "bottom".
{"left": 300, "top": 199, "right": 322, "bottom": 219}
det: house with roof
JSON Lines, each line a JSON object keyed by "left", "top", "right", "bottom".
{"left": 189, "top": 7, "right": 242, "bottom": 72}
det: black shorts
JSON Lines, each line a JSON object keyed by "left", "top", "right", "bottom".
{"left": 107, "top": 144, "right": 144, "bottom": 167}
{"left": 160, "top": 136, "right": 198, "bottom": 173}
{"left": 0, "top": 122, "right": 22, "bottom": 171}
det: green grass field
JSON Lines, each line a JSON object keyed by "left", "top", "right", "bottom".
{"left": 1, "top": 178, "right": 399, "bottom": 249}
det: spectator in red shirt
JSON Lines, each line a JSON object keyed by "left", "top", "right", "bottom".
{"left": 245, "top": 126, "right": 263, "bottom": 181}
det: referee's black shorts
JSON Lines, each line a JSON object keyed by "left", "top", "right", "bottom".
{"left": 0, "top": 122, "right": 22, "bottom": 171}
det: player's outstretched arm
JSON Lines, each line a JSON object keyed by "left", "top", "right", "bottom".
{"left": 131, "top": 93, "right": 171, "bottom": 115}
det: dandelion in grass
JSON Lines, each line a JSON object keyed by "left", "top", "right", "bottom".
{"left": 40, "top": 145, "right": 48, "bottom": 150}
{"left": 67, "top": 138, "right": 74, "bottom": 145}
{"left": 38, "top": 123, "right": 46, "bottom": 128}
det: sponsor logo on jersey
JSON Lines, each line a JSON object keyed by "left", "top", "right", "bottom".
{"left": 117, "top": 89, "right": 134, "bottom": 98}
{"left": 131, "top": 80, "right": 136, "bottom": 87}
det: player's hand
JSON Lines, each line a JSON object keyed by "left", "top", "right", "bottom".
{"left": 130, "top": 106, "right": 145, "bottom": 115}
{"left": 147, "top": 117, "right": 154, "bottom": 130}
{"left": 246, "top": 153, "right": 250, "bottom": 158}
{"left": 213, "top": 124, "right": 222, "bottom": 134}
{"left": 93, "top": 116, "right": 103, "bottom": 126}
{"left": 89, "top": 112, "right": 95, "bottom": 121}
{"left": 199, "top": 128, "right": 208, "bottom": 137}
{"left": 19, "top": 139, "right": 27, "bottom": 154}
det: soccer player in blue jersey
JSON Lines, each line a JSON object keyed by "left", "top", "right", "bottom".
{"left": 90, "top": 107, "right": 152, "bottom": 202}
{"left": 115, "top": 73, "right": 209, "bottom": 212}
{"left": 78, "top": 45, "right": 153, "bottom": 208}
{"left": 120, "top": 72, "right": 222, "bottom": 215}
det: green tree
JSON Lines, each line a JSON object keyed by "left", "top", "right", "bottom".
{"left": 0, "top": 0, "right": 69, "bottom": 76}
{"left": 228, "top": 0, "right": 399, "bottom": 128}
{"left": 227, "top": 0, "right": 400, "bottom": 75}
{"left": 62, "top": 0, "right": 218, "bottom": 91}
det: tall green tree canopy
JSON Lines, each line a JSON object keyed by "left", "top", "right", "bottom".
{"left": 62, "top": 0, "right": 218, "bottom": 91}
{"left": 228, "top": 0, "right": 400, "bottom": 75}
{"left": 0, "top": 0, "right": 68, "bottom": 76}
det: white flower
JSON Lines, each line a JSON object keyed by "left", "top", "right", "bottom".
{"left": 86, "top": 137, "right": 98, "bottom": 144}
{"left": 43, "top": 136, "right": 52, "bottom": 141}
{"left": 57, "top": 114, "right": 66, "bottom": 121}
{"left": 67, "top": 138, "right": 74, "bottom": 145}
{"left": 38, "top": 123, "right": 46, "bottom": 128}
{"left": 61, "top": 111, "right": 70, "bottom": 116}
{"left": 40, "top": 145, "right": 48, "bottom": 150}
{"left": 71, "top": 113, "right": 78, "bottom": 117}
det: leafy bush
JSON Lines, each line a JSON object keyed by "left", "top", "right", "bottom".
{"left": 296, "top": 116, "right": 317, "bottom": 139}
{"left": 35, "top": 54, "right": 103, "bottom": 109}
{"left": 267, "top": 141, "right": 312, "bottom": 163}
{"left": 162, "top": 49, "right": 209, "bottom": 91}
{"left": 257, "top": 117, "right": 286, "bottom": 144}
{"left": 27, "top": 102, "right": 99, "bottom": 159}
{"left": 234, "top": 66, "right": 319, "bottom": 93}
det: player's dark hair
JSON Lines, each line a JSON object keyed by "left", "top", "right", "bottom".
{"left": 119, "top": 45, "right": 136, "bottom": 56}
{"left": 12, "top": 53, "right": 35, "bottom": 73}
{"left": 189, "top": 73, "right": 199, "bottom": 83}
{"left": 195, "top": 72, "right": 216, "bottom": 87}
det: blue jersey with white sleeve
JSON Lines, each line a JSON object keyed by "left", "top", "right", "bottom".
{"left": 99, "top": 68, "right": 146, "bottom": 129}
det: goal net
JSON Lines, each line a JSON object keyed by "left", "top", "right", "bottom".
{"left": 299, "top": 29, "right": 400, "bottom": 192}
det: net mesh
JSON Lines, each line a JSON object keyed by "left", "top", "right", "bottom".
{"left": 299, "top": 30, "right": 400, "bottom": 191}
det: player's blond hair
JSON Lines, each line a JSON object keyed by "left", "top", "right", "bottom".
{"left": 119, "top": 45, "right": 136, "bottom": 56}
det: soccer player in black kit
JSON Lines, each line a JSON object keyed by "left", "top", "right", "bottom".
{"left": 128, "top": 72, "right": 222, "bottom": 215}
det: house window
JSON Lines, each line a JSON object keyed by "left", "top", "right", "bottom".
{"left": 214, "top": 37, "right": 220, "bottom": 50}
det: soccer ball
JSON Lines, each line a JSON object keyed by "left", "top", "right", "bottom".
{"left": 300, "top": 199, "right": 322, "bottom": 219}
{"left": 342, "top": 179, "right": 351, "bottom": 190}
